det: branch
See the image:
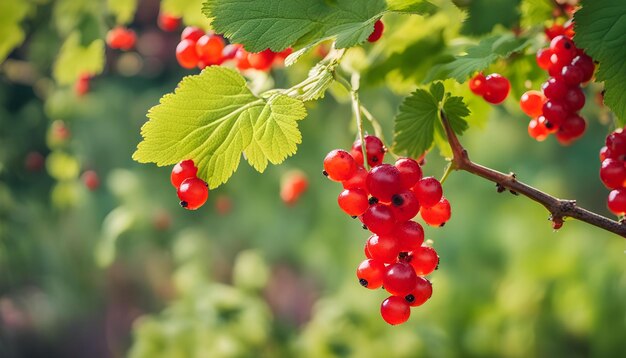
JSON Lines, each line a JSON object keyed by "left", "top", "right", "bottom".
{"left": 440, "top": 110, "right": 626, "bottom": 238}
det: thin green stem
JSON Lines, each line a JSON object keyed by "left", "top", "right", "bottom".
{"left": 440, "top": 161, "right": 454, "bottom": 185}
{"left": 350, "top": 74, "right": 369, "bottom": 171}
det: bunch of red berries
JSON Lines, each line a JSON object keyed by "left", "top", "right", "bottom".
{"left": 521, "top": 25, "right": 595, "bottom": 144}
{"left": 176, "top": 26, "right": 292, "bottom": 71}
{"left": 599, "top": 129, "right": 626, "bottom": 216}
{"left": 323, "top": 135, "right": 451, "bottom": 325}
{"left": 106, "top": 27, "right": 136, "bottom": 51}
{"left": 469, "top": 73, "right": 511, "bottom": 105}
{"left": 170, "top": 160, "right": 209, "bottom": 210}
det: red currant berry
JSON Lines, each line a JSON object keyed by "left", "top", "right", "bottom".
{"left": 196, "top": 34, "right": 225, "bottom": 66}
{"left": 171, "top": 159, "right": 198, "bottom": 188}
{"left": 390, "top": 190, "right": 421, "bottom": 222}
{"left": 235, "top": 48, "right": 252, "bottom": 70}
{"left": 562, "top": 86, "right": 585, "bottom": 112}
{"left": 541, "top": 77, "right": 568, "bottom": 99}
{"left": 542, "top": 100, "right": 569, "bottom": 125}
{"left": 364, "top": 242, "right": 372, "bottom": 259}
{"left": 412, "top": 177, "right": 442, "bottom": 208}
{"left": 395, "top": 157, "right": 423, "bottom": 190}
{"left": 280, "top": 171, "right": 309, "bottom": 205}
{"left": 352, "top": 135, "right": 386, "bottom": 167}
{"left": 367, "top": 19, "right": 384, "bottom": 43}
{"left": 176, "top": 39, "right": 201, "bottom": 69}
{"left": 380, "top": 296, "right": 410, "bottom": 325}
{"left": 536, "top": 48, "right": 553, "bottom": 70}
{"left": 571, "top": 54, "right": 595, "bottom": 82}
{"left": 561, "top": 65, "right": 584, "bottom": 86}
{"left": 407, "top": 246, "right": 439, "bottom": 275}
{"left": 555, "top": 114, "right": 586, "bottom": 145}
{"left": 248, "top": 49, "right": 276, "bottom": 71}
{"left": 158, "top": 13, "right": 181, "bottom": 32}
{"left": 177, "top": 177, "right": 209, "bottom": 210}
{"left": 550, "top": 35, "right": 577, "bottom": 63}
{"left": 420, "top": 196, "right": 451, "bottom": 227}
{"left": 545, "top": 23, "right": 565, "bottom": 40}
{"left": 366, "top": 164, "right": 402, "bottom": 203}
{"left": 600, "top": 159, "right": 626, "bottom": 189}
{"left": 366, "top": 234, "right": 401, "bottom": 264}
{"left": 405, "top": 277, "right": 433, "bottom": 307}
{"left": 606, "top": 130, "right": 626, "bottom": 158}
{"left": 600, "top": 146, "right": 612, "bottom": 162}
{"left": 338, "top": 188, "right": 369, "bottom": 217}
{"left": 538, "top": 115, "right": 558, "bottom": 134}
{"left": 356, "top": 259, "right": 386, "bottom": 289}
{"left": 608, "top": 188, "right": 626, "bottom": 215}
{"left": 82, "top": 170, "right": 100, "bottom": 191}
{"left": 221, "top": 44, "right": 241, "bottom": 61}
{"left": 383, "top": 262, "right": 418, "bottom": 296}
{"left": 528, "top": 118, "right": 549, "bottom": 141}
{"left": 469, "top": 73, "right": 487, "bottom": 96}
{"left": 342, "top": 166, "right": 368, "bottom": 192}
{"left": 519, "top": 90, "right": 546, "bottom": 118}
{"left": 392, "top": 221, "right": 425, "bottom": 252}
{"left": 482, "top": 73, "right": 510, "bottom": 104}
{"left": 181, "top": 27, "right": 205, "bottom": 41}
{"left": 361, "top": 204, "right": 396, "bottom": 235}
{"left": 106, "top": 27, "right": 136, "bottom": 50}
{"left": 323, "top": 149, "right": 357, "bottom": 182}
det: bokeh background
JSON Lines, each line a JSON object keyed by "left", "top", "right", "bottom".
{"left": 1, "top": 0, "right": 625, "bottom": 357}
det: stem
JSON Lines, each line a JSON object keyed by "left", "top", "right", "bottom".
{"left": 359, "top": 105, "right": 386, "bottom": 145}
{"left": 350, "top": 74, "right": 369, "bottom": 170}
{"left": 439, "top": 109, "right": 626, "bottom": 238}
{"left": 440, "top": 162, "right": 453, "bottom": 185}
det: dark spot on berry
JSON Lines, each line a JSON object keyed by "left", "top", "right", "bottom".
{"left": 405, "top": 294, "right": 415, "bottom": 303}
{"left": 545, "top": 121, "right": 554, "bottom": 129}
{"left": 351, "top": 215, "right": 357, "bottom": 219}
{"left": 564, "top": 42, "right": 572, "bottom": 49}
{"left": 391, "top": 194, "right": 404, "bottom": 206}
{"left": 204, "top": 182, "right": 208, "bottom": 187}
{"left": 362, "top": 224, "right": 368, "bottom": 230}
{"left": 398, "top": 252, "right": 409, "bottom": 261}
{"left": 359, "top": 278, "right": 368, "bottom": 287}
{"left": 180, "top": 201, "right": 188, "bottom": 208}
{"left": 368, "top": 197, "right": 379, "bottom": 205}
{"left": 439, "top": 222, "right": 445, "bottom": 228}
{"left": 371, "top": 156, "right": 379, "bottom": 163}
{"left": 322, "top": 170, "right": 328, "bottom": 177}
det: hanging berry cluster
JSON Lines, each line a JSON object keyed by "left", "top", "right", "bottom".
{"left": 323, "top": 135, "right": 451, "bottom": 325}
{"left": 170, "top": 160, "right": 209, "bottom": 210}
{"left": 175, "top": 26, "right": 292, "bottom": 71}
{"left": 600, "top": 129, "right": 626, "bottom": 216}
{"left": 521, "top": 23, "right": 595, "bottom": 144}
{"left": 469, "top": 73, "right": 511, "bottom": 105}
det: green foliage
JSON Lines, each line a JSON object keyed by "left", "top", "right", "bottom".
{"left": 461, "top": 0, "right": 521, "bottom": 35}
{"left": 424, "top": 32, "right": 533, "bottom": 83}
{"left": 574, "top": 0, "right": 626, "bottom": 125}
{"left": 0, "top": 0, "right": 30, "bottom": 64}
{"left": 133, "top": 67, "right": 307, "bottom": 189}
{"left": 520, "top": 0, "right": 553, "bottom": 27}
{"left": 107, "top": 0, "right": 137, "bottom": 25}
{"left": 393, "top": 82, "right": 469, "bottom": 158}
{"left": 162, "top": 0, "right": 211, "bottom": 28}
{"left": 52, "top": 32, "right": 105, "bottom": 85}
{"left": 202, "top": 0, "right": 435, "bottom": 53}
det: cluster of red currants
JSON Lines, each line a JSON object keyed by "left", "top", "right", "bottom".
{"left": 175, "top": 26, "right": 292, "bottom": 71}
{"left": 106, "top": 27, "right": 137, "bottom": 51}
{"left": 599, "top": 129, "right": 626, "bottom": 216}
{"left": 469, "top": 73, "right": 511, "bottom": 105}
{"left": 323, "top": 135, "right": 451, "bottom": 325}
{"left": 170, "top": 160, "right": 209, "bottom": 210}
{"left": 521, "top": 25, "right": 595, "bottom": 144}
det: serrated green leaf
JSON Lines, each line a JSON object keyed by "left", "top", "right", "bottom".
{"left": 424, "top": 33, "right": 533, "bottom": 83}
{"left": 443, "top": 96, "right": 470, "bottom": 133}
{"left": 461, "top": 0, "right": 521, "bottom": 35}
{"left": 107, "top": 0, "right": 137, "bottom": 25}
{"left": 387, "top": 0, "right": 438, "bottom": 15}
{"left": 392, "top": 89, "right": 438, "bottom": 158}
{"left": 297, "top": 61, "right": 337, "bottom": 102}
{"left": 203, "top": 0, "right": 434, "bottom": 53}
{"left": 133, "top": 67, "right": 307, "bottom": 188}
{"left": 0, "top": 0, "right": 30, "bottom": 63}
{"left": 52, "top": 32, "right": 105, "bottom": 85}
{"left": 520, "top": 0, "right": 553, "bottom": 27}
{"left": 162, "top": 0, "right": 211, "bottom": 28}
{"left": 430, "top": 82, "right": 444, "bottom": 102}
{"left": 574, "top": 0, "right": 626, "bottom": 124}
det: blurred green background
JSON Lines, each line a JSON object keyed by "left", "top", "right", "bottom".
{"left": 1, "top": 1, "right": 626, "bottom": 357}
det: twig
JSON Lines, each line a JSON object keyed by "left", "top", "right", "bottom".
{"left": 439, "top": 109, "right": 626, "bottom": 238}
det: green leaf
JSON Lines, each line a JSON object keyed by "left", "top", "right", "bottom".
{"left": 0, "top": 0, "right": 30, "bottom": 63}
{"left": 574, "top": 0, "right": 626, "bottom": 124}
{"left": 203, "top": 0, "right": 435, "bottom": 53}
{"left": 461, "top": 0, "right": 521, "bottom": 36}
{"left": 520, "top": 0, "right": 553, "bottom": 28}
{"left": 387, "top": 0, "right": 438, "bottom": 15}
{"left": 52, "top": 32, "right": 105, "bottom": 85}
{"left": 430, "top": 82, "right": 444, "bottom": 102}
{"left": 297, "top": 61, "right": 337, "bottom": 102}
{"left": 442, "top": 95, "right": 470, "bottom": 134}
{"left": 107, "top": 0, "right": 137, "bottom": 25}
{"left": 133, "top": 67, "right": 307, "bottom": 188}
{"left": 424, "top": 32, "right": 533, "bottom": 83}
{"left": 162, "top": 0, "right": 211, "bottom": 28}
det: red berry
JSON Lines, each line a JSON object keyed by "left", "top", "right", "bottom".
{"left": 366, "top": 234, "right": 401, "bottom": 264}
{"left": 177, "top": 177, "right": 209, "bottom": 210}
{"left": 364, "top": 242, "right": 372, "bottom": 259}
{"left": 380, "top": 296, "right": 410, "bottom": 325}
{"left": 406, "top": 246, "right": 439, "bottom": 275}
{"left": 352, "top": 135, "right": 386, "bottom": 167}
{"left": 323, "top": 149, "right": 357, "bottom": 182}
{"left": 562, "top": 86, "right": 585, "bottom": 112}
{"left": 367, "top": 19, "right": 384, "bottom": 43}
{"left": 600, "top": 146, "right": 612, "bottom": 162}
{"left": 545, "top": 23, "right": 565, "bottom": 40}
{"left": 158, "top": 13, "right": 181, "bottom": 32}
{"left": 75, "top": 74, "right": 90, "bottom": 96}
{"left": 171, "top": 160, "right": 198, "bottom": 188}
{"left": 556, "top": 114, "right": 586, "bottom": 144}
{"left": 342, "top": 166, "right": 368, "bottom": 192}
{"left": 541, "top": 77, "right": 568, "bottom": 100}
{"left": 25, "top": 152, "right": 45, "bottom": 172}
{"left": 395, "top": 158, "right": 423, "bottom": 190}
{"left": 338, "top": 188, "right": 369, "bottom": 216}
{"left": 280, "top": 171, "right": 308, "bottom": 205}
{"left": 361, "top": 204, "right": 396, "bottom": 235}
{"left": 82, "top": 170, "right": 100, "bottom": 191}
{"left": 600, "top": 159, "right": 626, "bottom": 189}
{"left": 412, "top": 177, "right": 442, "bottom": 208}
{"left": 405, "top": 277, "right": 433, "bottom": 307}
{"left": 536, "top": 48, "right": 553, "bottom": 70}
{"left": 469, "top": 73, "right": 487, "bottom": 96}
{"left": 550, "top": 35, "right": 577, "bottom": 63}
{"left": 528, "top": 118, "right": 549, "bottom": 141}
{"left": 248, "top": 49, "right": 276, "bottom": 71}
{"left": 221, "top": 44, "right": 241, "bottom": 61}
{"left": 538, "top": 115, "right": 558, "bottom": 134}
{"left": 366, "top": 164, "right": 402, "bottom": 203}
{"left": 235, "top": 48, "right": 252, "bottom": 70}
{"left": 392, "top": 221, "right": 425, "bottom": 252}
{"left": 571, "top": 54, "right": 595, "bottom": 82}
{"left": 176, "top": 39, "right": 201, "bottom": 69}
{"left": 519, "top": 90, "right": 546, "bottom": 118}
{"left": 606, "top": 130, "right": 626, "bottom": 158}
{"left": 196, "top": 34, "right": 225, "bottom": 66}
{"left": 561, "top": 65, "right": 584, "bottom": 86}
{"left": 482, "top": 73, "right": 510, "bottom": 104}
{"left": 383, "top": 262, "right": 418, "bottom": 296}
{"left": 542, "top": 100, "right": 569, "bottom": 125}
{"left": 357, "top": 259, "right": 386, "bottom": 289}
{"left": 608, "top": 189, "right": 626, "bottom": 215}
{"left": 181, "top": 27, "right": 204, "bottom": 41}
{"left": 420, "top": 196, "right": 451, "bottom": 227}
{"left": 106, "top": 27, "right": 136, "bottom": 50}
{"left": 390, "top": 190, "right": 421, "bottom": 222}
